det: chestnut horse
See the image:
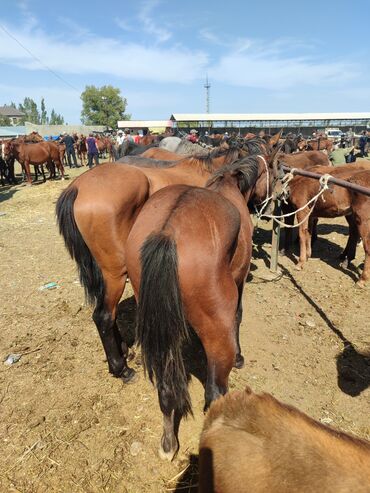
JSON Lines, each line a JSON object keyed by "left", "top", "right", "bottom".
{"left": 125, "top": 155, "right": 275, "bottom": 460}
{"left": 56, "top": 145, "right": 247, "bottom": 382}
{"left": 298, "top": 138, "right": 333, "bottom": 153}
{"left": 76, "top": 136, "right": 87, "bottom": 166}
{"left": 4, "top": 139, "right": 65, "bottom": 184}
{"left": 199, "top": 386, "right": 370, "bottom": 493}
{"left": 280, "top": 150, "right": 331, "bottom": 169}
{"left": 346, "top": 170, "right": 370, "bottom": 286}
{"left": 281, "top": 162, "right": 370, "bottom": 281}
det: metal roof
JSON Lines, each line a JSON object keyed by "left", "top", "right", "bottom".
{"left": 171, "top": 112, "right": 370, "bottom": 122}
{"left": 117, "top": 120, "right": 172, "bottom": 128}
{"left": 0, "top": 126, "right": 26, "bottom": 137}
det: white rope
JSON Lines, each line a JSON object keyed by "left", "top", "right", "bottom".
{"left": 254, "top": 155, "right": 275, "bottom": 219}
{"left": 260, "top": 174, "right": 332, "bottom": 228}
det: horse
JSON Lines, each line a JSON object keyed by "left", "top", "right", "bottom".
{"left": 281, "top": 133, "right": 304, "bottom": 154}
{"left": 141, "top": 147, "right": 185, "bottom": 161}
{"left": 56, "top": 144, "right": 248, "bottom": 383}
{"left": 298, "top": 138, "right": 333, "bottom": 153}
{"left": 117, "top": 140, "right": 159, "bottom": 158}
{"left": 76, "top": 136, "right": 87, "bottom": 166}
{"left": 4, "top": 139, "right": 64, "bottom": 184}
{"left": 198, "top": 386, "right": 370, "bottom": 493}
{"left": 279, "top": 150, "right": 331, "bottom": 169}
{"left": 125, "top": 154, "right": 276, "bottom": 460}
{"left": 346, "top": 170, "right": 370, "bottom": 286}
{"left": 280, "top": 162, "right": 370, "bottom": 281}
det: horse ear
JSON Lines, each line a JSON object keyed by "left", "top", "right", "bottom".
{"left": 269, "top": 129, "right": 284, "bottom": 147}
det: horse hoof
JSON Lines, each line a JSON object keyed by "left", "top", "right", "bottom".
{"left": 279, "top": 248, "right": 286, "bottom": 256}
{"left": 295, "top": 264, "right": 303, "bottom": 271}
{"left": 120, "top": 367, "right": 137, "bottom": 384}
{"left": 340, "top": 260, "right": 349, "bottom": 269}
{"left": 234, "top": 354, "right": 245, "bottom": 369}
{"left": 356, "top": 279, "right": 366, "bottom": 288}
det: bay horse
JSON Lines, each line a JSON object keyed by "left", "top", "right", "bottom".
{"left": 56, "top": 145, "right": 247, "bottom": 383}
{"left": 125, "top": 155, "right": 276, "bottom": 460}
{"left": 199, "top": 386, "right": 370, "bottom": 493}
{"left": 281, "top": 162, "right": 370, "bottom": 280}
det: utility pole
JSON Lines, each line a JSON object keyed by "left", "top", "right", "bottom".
{"left": 204, "top": 75, "right": 211, "bottom": 114}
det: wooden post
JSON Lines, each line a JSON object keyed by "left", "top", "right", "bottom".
{"left": 270, "top": 197, "right": 281, "bottom": 273}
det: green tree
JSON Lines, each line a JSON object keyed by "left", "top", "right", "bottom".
{"left": 40, "top": 97, "right": 48, "bottom": 124}
{"left": 80, "top": 85, "right": 130, "bottom": 128}
{"left": 18, "top": 97, "right": 40, "bottom": 124}
{"left": 0, "top": 115, "right": 11, "bottom": 125}
{"left": 49, "top": 109, "right": 64, "bottom": 125}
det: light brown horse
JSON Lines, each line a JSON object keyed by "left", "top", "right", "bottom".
{"left": 4, "top": 139, "right": 65, "bottom": 184}
{"left": 199, "top": 386, "right": 370, "bottom": 493}
{"left": 141, "top": 147, "right": 185, "bottom": 161}
{"left": 280, "top": 150, "right": 331, "bottom": 169}
{"left": 282, "top": 162, "right": 370, "bottom": 280}
{"left": 76, "top": 135, "right": 87, "bottom": 166}
{"left": 56, "top": 145, "right": 248, "bottom": 383}
{"left": 125, "top": 155, "right": 275, "bottom": 460}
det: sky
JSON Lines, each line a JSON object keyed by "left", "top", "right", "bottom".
{"left": 0, "top": 0, "right": 369, "bottom": 124}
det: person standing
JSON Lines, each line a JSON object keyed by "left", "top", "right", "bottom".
{"left": 86, "top": 133, "right": 99, "bottom": 169}
{"left": 61, "top": 132, "right": 79, "bottom": 168}
{"left": 359, "top": 130, "right": 368, "bottom": 157}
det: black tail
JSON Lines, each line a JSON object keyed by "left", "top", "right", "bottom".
{"left": 137, "top": 233, "right": 192, "bottom": 416}
{"left": 56, "top": 186, "right": 104, "bottom": 306}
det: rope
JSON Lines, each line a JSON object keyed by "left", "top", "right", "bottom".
{"left": 260, "top": 174, "right": 331, "bottom": 228}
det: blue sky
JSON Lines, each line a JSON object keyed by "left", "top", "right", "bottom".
{"left": 0, "top": 0, "right": 369, "bottom": 124}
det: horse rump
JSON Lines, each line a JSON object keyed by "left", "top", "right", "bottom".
{"left": 56, "top": 186, "right": 104, "bottom": 305}
{"left": 137, "top": 232, "right": 192, "bottom": 417}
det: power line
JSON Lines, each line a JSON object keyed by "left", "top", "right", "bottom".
{"left": 0, "top": 22, "right": 80, "bottom": 94}
{"left": 204, "top": 74, "right": 211, "bottom": 114}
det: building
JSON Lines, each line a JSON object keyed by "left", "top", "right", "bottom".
{"left": 0, "top": 106, "right": 25, "bottom": 126}
{"left": 0, "top": 126, "right": 26, "bottom": 138}
{"left": 117, "top": 120, "right": 173, "bottom": 134}
{"left": 170, "top": 112, "right": 370, "bottom": 135}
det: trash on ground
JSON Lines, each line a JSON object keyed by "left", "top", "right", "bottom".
{"left": 4, "top": 354, "right": 22, "bottom": 366}
{"left": 39, "top": 282, "right": 59, "bottom": 291}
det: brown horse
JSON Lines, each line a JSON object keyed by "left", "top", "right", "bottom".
{"left": 4, "top": 140, "right": 64, "bottom": 184}
{"left": 281, "top": 163, "right": 370, "bottom": 280}
{"left": 298, "top": 138, "right": 333, "bottom": 153}
{"left": 56, "top": 145, "right": 248, "bottom": 383}
{"left": 76, "top": 136, "right": 87, "bottom": 166}
{"left": 347, "top": 170, "right": 370, "bottom": 286}
{"left": 125, "top": 155, "right": 275, "bottom": 460}
{"left": 199, "top": 386, "right": 370, "bottom": 493}
{"left": 141, "top": 147, "right": 185, "bottom": 161}
{"left": 280, "top": 150, "right": 331, "bottom": 169}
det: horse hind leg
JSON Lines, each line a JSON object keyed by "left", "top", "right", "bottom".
{"left": 92, "top": 274, "right": 136, "bottom": 382}
{"left": 158, "top": 387, "right": 182, "bottom": 460}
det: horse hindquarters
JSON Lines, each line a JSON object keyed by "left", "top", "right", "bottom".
{"left": 56, "top": 185, "right": 135, "bottom": 382}
{"left": 136, "top": 232, "right": 192, "bottom": 460}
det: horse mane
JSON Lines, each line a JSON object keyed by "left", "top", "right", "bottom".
{"left": 206, "top": 155, "right": 260, "bottom": 194}
{"left": 242, "top": 137, "right": 268, "bottom": 155}
{"left": 189, "top": 144, "right": 242, "bottom": 172}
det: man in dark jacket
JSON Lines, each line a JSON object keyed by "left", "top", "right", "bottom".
{"left": 61, "top": 132, "right": 79, "bottom": 168}
{"left": 359, "top": 131, "right": 368, "bottom": 157}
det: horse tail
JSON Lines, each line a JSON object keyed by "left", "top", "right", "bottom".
{"left": 56, "top": 186, "right": 104, "bottom": 306}
{"left": 137, "top": 232, "right": 192, "bottom": 416}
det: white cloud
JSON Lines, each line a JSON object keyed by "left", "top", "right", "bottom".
{"left": 209, "top": 52, "right": 358, "bottom": 90}
{"left": 138, "top": 0, "right": 172, "bottom": 43}
{"left": 0, "top": 19, "right": 207, "bottom": 84}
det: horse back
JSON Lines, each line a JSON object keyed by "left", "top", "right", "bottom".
{"left": 199, "top": 387, "right": 370, "bottom": 493}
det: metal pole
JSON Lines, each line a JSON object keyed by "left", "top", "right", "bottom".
{"left": 270, "top": 197, "right": 281, "bottom": 273}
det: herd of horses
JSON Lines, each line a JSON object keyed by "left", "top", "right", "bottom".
{"left": 2, "top": 128, "right": 369, "bottom": 489}
{"left": 53, "top": 129, "right": 370, "bottom": 490}
{"left": 0, "top": 132, "right": 114, "bottom": 185}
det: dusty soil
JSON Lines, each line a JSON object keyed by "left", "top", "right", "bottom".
{"left": 0, "top": 164, "right": 369, "bottom": 493}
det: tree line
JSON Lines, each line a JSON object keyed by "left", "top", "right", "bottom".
{"left": 1, "top": 85, "right": 130, "bottom": 128}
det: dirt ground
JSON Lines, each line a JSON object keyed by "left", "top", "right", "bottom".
{"left": 0, "top": 164, "right": 369, "bottom": 493}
